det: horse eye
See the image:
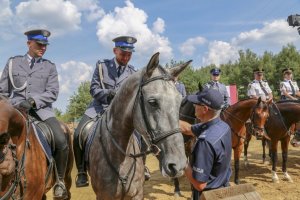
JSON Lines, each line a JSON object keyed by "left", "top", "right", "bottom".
{"left": 148, "top": 99, "right": 159, "bottom": 107}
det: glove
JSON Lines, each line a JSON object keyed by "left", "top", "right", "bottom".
{"left": 19, "top": 98, "right": 35, "bottom": 111}
{"left": 107, "top": 89, "right": 117, "bottom": 103}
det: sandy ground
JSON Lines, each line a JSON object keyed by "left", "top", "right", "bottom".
{"left": 47, "top": 139, "right": 300, "bottom": 200}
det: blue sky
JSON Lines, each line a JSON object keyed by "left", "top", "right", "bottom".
{"left": 1, "top": 0, "right": 300, "bottom": 112}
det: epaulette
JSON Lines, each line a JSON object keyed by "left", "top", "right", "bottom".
{"left": 128, "top": 65, "right": 137, "bottom": 72}
{"left": 198, "top": 134, "right": 206, "bottom": 140}
{"left": 10, "top": 55, "right": 23, "bottom": 59}
{"left": 40, "top": 58, "right": 55, "bottom": 65}
{"left": 97, "top": 59, "right": 110, "bottom": 64}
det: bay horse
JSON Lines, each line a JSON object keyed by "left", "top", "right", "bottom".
{"left": 175, "top": 96, "right": 270, "bottom": 190}
{"left": 244, "top": 100, "right": 300, "bottom": 183}
{"left": 87, "top": 52, "right": 190, "bottom": 200}
{"left": 0, "top": 96, "right": 73, "bottom": 199}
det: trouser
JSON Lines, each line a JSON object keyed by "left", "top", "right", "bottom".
{"left": 44, "top": 117, "right": 69, "bottom": 179}
{"left": 73, "top": 114, "right": 91, "bottom": 172}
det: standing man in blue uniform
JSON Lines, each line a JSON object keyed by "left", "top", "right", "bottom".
{"left": 0, "top": 29, "right": 69, "bottom": 199}
{"left": 180, "top": 88, "right": 232, "bottom": 200}
{"left": 73, "top": 36, "right": 138, "bottom": 187}
{"left": 204, "top": 68, "right": 230, "bottom": 109}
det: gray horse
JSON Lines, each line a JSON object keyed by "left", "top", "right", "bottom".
{"left": 88, "top": 52, "right": 191, "bottom": 200}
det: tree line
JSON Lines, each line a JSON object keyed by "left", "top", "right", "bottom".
{"left": 57, "top": 44, "right": 300, "bottom": 122}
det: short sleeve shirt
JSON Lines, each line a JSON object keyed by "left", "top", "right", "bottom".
{"left": 280, "top": 80, "right": 299, "bottom": 97}
{"left": 247, "top": 80, "right": 272, "bottom": 100}
{"left": 191, "top": 117, "right": 232, "bottom": 193}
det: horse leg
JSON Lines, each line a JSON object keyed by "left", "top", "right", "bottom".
{"left": 173, "top": 178, "right": 182, "bottom": 197}
{"left": 281, "top": 136, "right": 293, "bottom": 183}
{"left": 270, "top": 140, "right": 279, "bottom": 183}
{"left": 42, "top": 194, "right": 47, "bottom": 200}
{"left": 262, "top": 138, "right": 270, "bottom": 164}
{"left": 233, "top": 141, "right": 243, "bottom": 184}
{"left": 243, "top": 132, "right": 251, "bottom": 167}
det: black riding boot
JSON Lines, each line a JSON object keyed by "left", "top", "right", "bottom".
{"left": 73, "top": 140, "right": 89, "bottom": 187}
{"left": 53, "top": 148, "right": 69, "bottom": 200}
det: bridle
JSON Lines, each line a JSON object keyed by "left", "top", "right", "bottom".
{"left": 99, "top": 66, "right": 181, "bottom": 199}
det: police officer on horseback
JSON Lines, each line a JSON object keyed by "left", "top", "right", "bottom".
{"left": 73, "top": 36, "right": 153, "bottom": 187}
{"left": 280, "top": 68, "right": 300, "bottom": 100}
{"left": 0, "top": 29, "right": 69, "bottom": 199}
{"left": 204, "top": 68, "right": 230, "bottom": 109}
{"left": 280, "top": 67, "right": 300, "bottom": 147}
{"left": 247, "top": 68, "right": 273, "bottom": 101}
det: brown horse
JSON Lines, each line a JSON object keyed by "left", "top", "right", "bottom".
{"left": 244, "top": 100, "right": 300, "bottom": 183}
{"left": 0, "top": 96, "right": 73, "bottom": 199}
{"left": 87, "top": 53, "right": 190, "bottom": 200}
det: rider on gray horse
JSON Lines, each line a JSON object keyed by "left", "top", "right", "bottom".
{"left": 73, "top": 36, "right": 150, "bottom": 187}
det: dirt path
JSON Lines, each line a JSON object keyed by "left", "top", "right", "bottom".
{"left": 47, "top": 139, "right": 300, "bottom": 199}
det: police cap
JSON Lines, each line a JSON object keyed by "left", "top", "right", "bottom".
{"left": 112, "top": 36, "right": 137, "bottom": 52}
{"left": 210, "top": 68, "right": 221, "bottom": 76}
{"left": 282, "top": 67, "right": 293, "bottom": 74}
{"left": 253, "top": 68, "right": 264, "bottom": 74}
{"left": 187, "top": 88, "right": 223, "bottom": 110}
{"left": 24, "top": 29, "right": 51, "bottom": 45}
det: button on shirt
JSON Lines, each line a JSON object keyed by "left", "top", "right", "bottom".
{"left": 190, "top": 117, "right": 232, "bottom": 196}
{"left": 247, "top": 80, "right": 272, "bottom": 100}
{"left": 280, "top": 79, "right": 299, "bottom": 98}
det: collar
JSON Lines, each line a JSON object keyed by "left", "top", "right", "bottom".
{"left": 196, "top": 117, "right": 221, "bottom": 133}
{"left": 26, "top": 53, "right": 41, "bottom": 63}
{"left": 284, "top": 79, "right": 292, "bottom": 82}
{"left": 114, "top": 58, "right": 127, "bottom": 70}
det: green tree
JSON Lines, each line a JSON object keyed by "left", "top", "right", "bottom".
{"left": 64, "top": 81, "right": 92, "bottom": 122}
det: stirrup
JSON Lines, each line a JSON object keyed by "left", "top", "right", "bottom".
{"left": 144, "top": 166, "right": 151, "bottom": 181}
{"left": 53, "top": 181, "right": 68, "bottom": 200}
{"left": 75, "top": 172, "right": 89, "bottom": 187}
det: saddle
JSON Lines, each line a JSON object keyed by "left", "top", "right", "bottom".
{"left": 78, "top": 118, "right": 97, "bottom": 150}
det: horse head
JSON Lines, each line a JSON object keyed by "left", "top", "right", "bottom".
{"left": 133, "top": 52, "right": 191, "bottom": 178}
{"left": 250, "top": 97, "right": 272, "bottom": 140}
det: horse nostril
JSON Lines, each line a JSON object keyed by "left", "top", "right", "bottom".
{"left": 168, "top": 163, "right": 178, "bottom": 176}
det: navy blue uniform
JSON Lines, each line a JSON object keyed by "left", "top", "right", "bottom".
{"left": 191, "top": 117, "right": 232, "bottom": 198}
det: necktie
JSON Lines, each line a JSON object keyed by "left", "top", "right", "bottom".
{"left": 30, "top": 58, "right": 35, "bottom": 69}
{"left": 289, "top": 81, "right": 296, "bottom": 96}
{"left": 117, "top": 66, "right": 122, "bottom": 77}
{"left": 259, "top": 81, "right": 268, "bottom": 96}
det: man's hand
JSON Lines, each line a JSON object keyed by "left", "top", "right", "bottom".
{"left": 19, "top": 98, "right": 35, "bottom": 111}
{"left": 107, "top": 89, "right": 117, "bottom": 103}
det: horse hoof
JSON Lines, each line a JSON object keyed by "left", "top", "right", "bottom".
{"left": 244, "top": 161, "right": 249, "bottom": 168}
{"left": 234, "top": 180, "right": 240, "bottom": 185}
{"left": 272, "top": 178, "right": 279, "bottom": 183}
{"left": 174, "top": 191, "right": 183, "bottom": 198}
{"left": 283, "top": 173, "right": 293, "bottom": 183}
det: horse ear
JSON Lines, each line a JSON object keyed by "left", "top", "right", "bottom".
{"left": 257, "top": 96, "right": 262, "bottom": 106}
{"left": 198, "top": 82, "right": 203, "bottom": 92}
{"left": 169, "top": 60, "right": 192, "bottom": 78}
{"left": 145, "top": 52, "right": 160, "bottom": 78}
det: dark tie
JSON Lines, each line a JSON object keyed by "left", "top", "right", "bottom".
{"left": 289, "top": 81, "right": 296, "bottom": 96}
{"left": 259, "top": 81, "right": 268, "bottom": 96}
{"left": 30, "top": 58, "right": 35, "bottom": 69}
{"left": 117, "top": 66, "right": 122, "bottom": 77}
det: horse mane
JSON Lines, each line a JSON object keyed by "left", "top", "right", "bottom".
{"left": 276, "top": 99, "right": 300, "bottom": 104}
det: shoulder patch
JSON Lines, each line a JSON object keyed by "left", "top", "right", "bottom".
{"left": 128, "top": 65, "right": 137, "bottom": 72}
{"left": 10, "top": 55, "right": 23, "bottom": 59}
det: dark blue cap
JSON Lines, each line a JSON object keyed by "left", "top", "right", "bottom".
{"left": 187, "top": 88, "right": 223, "bottom": 110}
{"left": 210, "top": 68, "right": 221, "bottom": 75}
{"left": 24, "top": 29, "right": 51, "bottom": 45}
{"left": 282, "top": 67, "right": 293, "bottom": 74}
{"left": 112, "top": 36, "right": 137, "bottom": 52}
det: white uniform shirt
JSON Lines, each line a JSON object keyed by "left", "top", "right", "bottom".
{"left": 247, "top": 80, "right": 272, "bottom": 101}
{"left": 280, "top": 79, "right": 299, "bottom": 97}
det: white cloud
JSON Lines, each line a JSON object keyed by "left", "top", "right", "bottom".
{"left": 179, "top": 36, "right": 207, "bottom": 56}
{"left": 152, "top": 18, "right": 165, "bottom": 34}
{"left": 69, "top": 0, "right": 105, "bottom": 22}
{"left": 0, "top": 0, "right": 13, "bottom": 25}
{"left": 0, "top": 70, "right": 2, "bottom": 77}
{"left": 232, "top": 19, "right": 299, "bottom": 47}
{"left": 95, "top": 0, "right": 172, "bottom": 64}
{"left": 202, "top": 41, "right": 239, "bottom": 66}
{"left": 15, "top": 0, "right": 81, "bottom": 36}
{"left": 58, "top": 61, "right": 93, "bottom": 94}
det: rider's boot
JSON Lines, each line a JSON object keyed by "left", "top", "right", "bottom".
{"left": 53, "top": 148, "right": 69, "bottom": 200}
{"left": 74, "top": 141, "right": 89, "bottom": 187}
